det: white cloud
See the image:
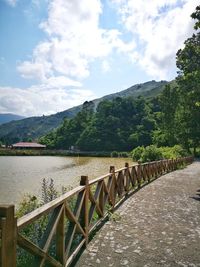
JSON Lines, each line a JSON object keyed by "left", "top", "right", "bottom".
{"left": 44, "top": 76, "right": 82, "bottom": 88}
{"left": 18, "top": 0, "right": 135, "bottom": 81}
{"left": 4, "top": 0, "right": 197, "bottom": 117}
{"left": 12, "top": 0, "right": 136, "bottom": 116}
{"left": 17, "top": 61, "right": 51, "bottom": 82}
{"left": 4, "top": 0, "right": 17, "bottom": 7}
{"left": 102, "top": 60, "right": 111, "bottom": 73}
{"left": 110, "top": 0, "right": 199, "bottom": 79}
{"left": 0, "top": 83, "right": 95, "bottom": 116}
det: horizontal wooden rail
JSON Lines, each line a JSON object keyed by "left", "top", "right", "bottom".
{"left": 0, "top": 156, "right": 193, "bottom": 267}
{"left": 17, "top": 185, "right": 85, "bottom": 230}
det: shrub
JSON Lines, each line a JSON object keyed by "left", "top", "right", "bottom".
{"left": 16, "top": 178, "right": 61, "bottom": 267}
{"left": 140, "top": 145, "right": 162, "bottom": 162}
{"left": 111, "top": 151, "right": 119, "bottom": 157}
{"left": 131, "top": 145, "right": 189, "bottom": 163}
{"left": 119, "top": 152, "right": 129, "bottom": 158}
{"left": 159, "top": 145, "right": 188, "bottom": 159}
{"left": 131, "top": 146, "right": 145, "bottom": 161}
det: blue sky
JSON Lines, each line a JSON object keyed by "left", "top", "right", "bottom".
{"left": 0, "top": 0, "right": 198, "bottom": 116}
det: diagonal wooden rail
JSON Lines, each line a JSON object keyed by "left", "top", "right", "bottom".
{"left": 0, "top": 156, "right": 193, "bottom": 267}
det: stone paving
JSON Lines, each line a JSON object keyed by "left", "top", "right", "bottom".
{"left": 75, "top": 162, "right": 200, "bottom": 267}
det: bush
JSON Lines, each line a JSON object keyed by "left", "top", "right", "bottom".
{"left": 16, "top": 179, "right": 75, "bottom": 267}
{"left": 131, "top": 146, "right": 145, "bottom": 161}
{"left": 195, "top": 148, "right": 200, "bottom": 157}
{"left": 111, "top": 151, "right": 119, "bottom": 157}
{"left": 159, "top": 145, "right": 188, "bottom": 159}
{"left": 120, "top": 152, "right": 129, "bottom": 158}
{"left": 16, "top": 179, "right": 89, "bottom": 266}
{"left": 131, "top": 145, "right": 189, "bottom": 163}
{"left": 140, "top": 145, "right": 162, "bottom": 162}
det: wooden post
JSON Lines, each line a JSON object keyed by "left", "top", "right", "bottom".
{"left": 147, "top": 163, "right": 151, "bottom": 183}
{"left": 154, "top": 162, "right": 158, "bottom": 178}
{"left": 80, "top": 176, "right": 89, "bottom": 245}
{"left": 125, "top": 162, "right": 130, "bottom": 192}
{"left": 110, "top": 166, "right": 115, "bottom": 209}
{"left": 56, "top": 205, "right": 65, "bottom": 264}
{"left": 99, "top": 181, "right": 104, "bottom": 216}
{"left": 137, "top": 164, "right": 141, "bottom": 188}
{"left": 0, "top": 205, "right": 16, "bottom": 267}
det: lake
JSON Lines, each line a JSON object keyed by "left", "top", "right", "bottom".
{"left": 0, "top": 156, "right": 134, "bottom": 205}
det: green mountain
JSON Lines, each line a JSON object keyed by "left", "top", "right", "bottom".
{"left": 0, "top": 80, "right": 169, "bottom": 144}
{"left": 0, "top": 114, "right": 25, "bottom": 125}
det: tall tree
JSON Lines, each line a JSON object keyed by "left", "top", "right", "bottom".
{"left": 158, "top": 84, "right": 179, "bottom": 146}
{"left": 176, "top": 5, "right": 200, "bottom": 153}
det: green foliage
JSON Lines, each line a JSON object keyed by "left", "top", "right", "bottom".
{"left": 16, "top": 195, "right": 39, "bottom": 218}
{"left": 0, "top": 81, "right": 168, "bottom": 145}
{"left": 152, "top": 5, "right": 200, "bottom": 154}
{"left": 16, "top": 194, "right": 48, "bottom": 266}
{"left": 140, "top": 145, "right": 163, "bottom": 163}
{"left": 152, "top": 129, "right": 169, "bottom": 147}
{"left": 131, "top": 145, "right": 189, "bottom": 163}
{"left": 41, "top": 178, "right": 58, "bottom": 204}
{"left": 195, "top": 148, "right": 200, "bottom": 158}
{"left": 16, "top": 179, "right": 76, "bottom": 267}
{"left": 41, "top": 96, "right": 156, "bottom": 152}
{"left": 0, "top": 114, "right": 25, "bottom": 125}
{"left": 39, "top": 130, "right": 56, "bottom": 149}
{"left": 158, "top": 84, "right": 179, "bottom": 146}
{"left": 131, "top": 146, "right": 145, "bottom": 161}
{"left": 110, "top": 151, "right": 130, "bottom": 158}
{"left": 120, "top": 152, "right": 129, "bottom": 158}
{"left": 175, "top": 5, "right": 200, "bottom": 152}
{"left": 16, "top": 179, "right": 59, "bottom": 267}
{"left": 111, "top": 151, "right": 119, "bottom": 157}
{"left": 159, "top": 145, "right": 188, "bottom": 159}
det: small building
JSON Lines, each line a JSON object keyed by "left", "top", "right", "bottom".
{"left": 12, "top": 142, "right": 46, "bottom": 149}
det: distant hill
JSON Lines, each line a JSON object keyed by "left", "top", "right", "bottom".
{"left": 0, "top": 114, "right": 25, "bottom": 125}
{"left": 0, "top": 80, "right": 169, "bottom": 143}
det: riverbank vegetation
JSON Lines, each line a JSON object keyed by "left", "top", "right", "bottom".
{"left": 131, "top": 145, "right": 188, "bottom": 163}
{"left": 16, "top": 179, "right": 73, "bottom": 266}
{"left": 0, "top": 148, "right": 111, "bottom": 157}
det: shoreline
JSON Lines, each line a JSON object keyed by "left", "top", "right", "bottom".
{"left": 0, "top": 148, "right": 122, "bottom": 157}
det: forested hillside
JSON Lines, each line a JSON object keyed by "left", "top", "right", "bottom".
{"left": 40, "top": 97, "right": 158, "bottom": 151}
{"left": 0, "top": 114, "right": 24, "bottom": 125}
{"left": 0, "top": 80, "right": 168, "bottom": 144}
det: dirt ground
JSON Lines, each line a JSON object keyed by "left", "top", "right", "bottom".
{"left": 75, "top": 161, "right": 200, "bottom": 267}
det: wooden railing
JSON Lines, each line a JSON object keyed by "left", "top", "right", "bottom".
{"left": 0, "top": 156, "right": 193, "bottom": 267}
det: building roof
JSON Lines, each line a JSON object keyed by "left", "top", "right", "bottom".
{"left": 12, "top": 142, "right": 46, "bottom": 148}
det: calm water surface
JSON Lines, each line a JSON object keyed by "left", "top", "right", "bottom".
{"left": 0, "top": 156, "right": 133, "bottom": 205}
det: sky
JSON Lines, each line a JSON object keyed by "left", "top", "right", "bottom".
{"left": 0, "top": 0, "right": 199, "bottom": 117}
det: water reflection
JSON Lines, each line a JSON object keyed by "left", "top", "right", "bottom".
{"left": 54, "top": 156, "right": 91, "bottom": 171}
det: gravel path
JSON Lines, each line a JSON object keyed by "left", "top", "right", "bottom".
{"left": 75, "top": 162, "right": 200, "bottom": 267}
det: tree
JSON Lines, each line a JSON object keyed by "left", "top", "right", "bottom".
{"left": 157, "top": 84, "right": 179, "bottom": 146}
{"left": 175, "top": 5, "right": 200, "bottom": 153}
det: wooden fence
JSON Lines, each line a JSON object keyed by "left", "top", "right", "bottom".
{"left": 0, "top": 156, "right": 193, "bottom": 267}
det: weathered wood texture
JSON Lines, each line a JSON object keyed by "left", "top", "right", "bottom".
{"left": 0, "top": 156, "right": 193, "bottom": 267}
{"left": 0, "top": 205, "right": 16, "bottom": 267}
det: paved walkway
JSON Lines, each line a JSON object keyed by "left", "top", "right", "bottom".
{"left": 76, "top": 162, "right": 200, "bottom": 267}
